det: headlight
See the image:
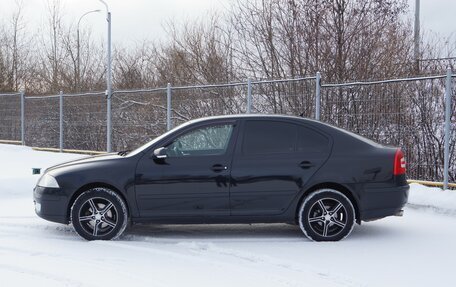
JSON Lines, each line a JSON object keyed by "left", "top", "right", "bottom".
{"left": 37, "top": 174, "right": 60, "bottom": 188}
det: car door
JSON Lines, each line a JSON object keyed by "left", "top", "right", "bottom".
{"left": 230, "top": 119, "right": 331, "bottom": 216}
{"left": 135, "top": 120, "right": 238, "bottom": 218}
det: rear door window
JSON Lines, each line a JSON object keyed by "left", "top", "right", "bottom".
{"left": 242, "top": 121, "right": 296, "bottom": 155}
{"left": 297, "top": 126, "right": 329, "bottom": 153}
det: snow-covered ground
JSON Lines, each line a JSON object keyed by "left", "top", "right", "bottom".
{"left": 1, "top": 144, "right": 455, "bottom": 287}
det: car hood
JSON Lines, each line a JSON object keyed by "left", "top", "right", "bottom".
{"left": 45, "top": 153, "right": 122, "bottom": 173}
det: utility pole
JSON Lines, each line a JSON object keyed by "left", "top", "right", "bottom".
{"left": 98, "top": 0, "right": 112, "bottom": 152}
{"left": 414, "top": 0, "right": 420, "bottom": 72}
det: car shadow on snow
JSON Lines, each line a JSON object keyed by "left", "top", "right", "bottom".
{"left": 119, "top": 222, "right": 406, "bottom": 242}
{"left": 29, "top": 220, "right": 407, "bottom": 242}
{"left": 122, "top": 223, "right": 304, "bottom": 242}
{"left": 350, "top": 223, "right": 407, "bottom": 240}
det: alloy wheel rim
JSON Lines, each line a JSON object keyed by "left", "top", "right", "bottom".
{"left": 307, "top": 198, "right": 348, "bottom": 238}
{"left": 78, "top": 197, "right": 118, "bottom": 237}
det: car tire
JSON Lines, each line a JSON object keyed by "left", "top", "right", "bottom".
{"left": 70, "top": 187, "right": 128, "bottom": 241}
{"left": 299, "top": 189, "right": 355, "bottom": 242}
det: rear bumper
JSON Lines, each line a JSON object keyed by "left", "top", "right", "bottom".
{"left": 33, "top": 186, "right": 69, "bottom": 224}
{"left": 360, "top": 184, "right": 409, "bottom": 222}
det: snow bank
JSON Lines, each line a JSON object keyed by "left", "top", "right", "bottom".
{"left": 408, "top": 183, "right": 456, "bottom": 215}
{"left": 0, "top": 144, "right": 84, "bottom": 198}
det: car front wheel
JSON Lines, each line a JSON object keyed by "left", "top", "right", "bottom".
{"left": 70, "top": 187, "right": 128, "bottom": 241}
{"left": 299, "top": 189, "right": 355, "bottom": 241}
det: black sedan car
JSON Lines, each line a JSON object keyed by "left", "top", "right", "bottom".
{"left": 34, "top": 115, "right": 409, "bottom": 241}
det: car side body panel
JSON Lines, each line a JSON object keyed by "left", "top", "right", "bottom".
{"left": 229, "top": 118, "right": 333, "bottom": 216}
{"left": 36, "top": 154, "right": 140, "bottom": 223}
{"left": 134, "top": 119, "right": 240, "bottom": 218}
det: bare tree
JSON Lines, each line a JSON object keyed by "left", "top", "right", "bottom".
{"left": 34, "top": 0, "right": 65, "bottom": 93}
{"left": 113, "top": 41, "right": 157, "bottom": 90}
{"left": 155, "top": 14, "right": 236, "bottom": 86}
{"left": 230, "top": 0, "right": 412, "bottom": 81}
{"left": 0, "top": 0, "right": 33, "bottom": 92}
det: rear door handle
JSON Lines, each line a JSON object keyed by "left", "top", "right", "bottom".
{"left": 299, "top": 161, "right": 315, "bottom": 169}
{"left": 211, "top": 164, "right": 228, "bottom": 172}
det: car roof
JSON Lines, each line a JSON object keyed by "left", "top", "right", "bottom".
{"left": 189, "top": 114, "right": 317, "bottom": 124}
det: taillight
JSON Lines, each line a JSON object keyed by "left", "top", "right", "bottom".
{"left": 393, "top": 149, "right": 406, "bottom": 175}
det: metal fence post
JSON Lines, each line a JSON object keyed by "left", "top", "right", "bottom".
{"left": 167, "top": 83, "right": 172, "bottom": 131}
{"left": 20, "top": 91, "right": 25, "bottom": 145}
{"left": 59, "top": 91, "right": 63, "bottom": 152}
{"left": 247, "top": 78, "right": 252, "bottom": 113}
{"left": 443, "top": 68, "right": 452, "bottom": 190}
{"left": 106, "top": 90, "right": 112, "bottom": 152}
{"left": 315, "top": 72, "right": 321, "bottom": 120}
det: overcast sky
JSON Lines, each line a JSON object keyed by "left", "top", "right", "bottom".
{"left": 0, "top": 0, "right": 454, "bottom": 45}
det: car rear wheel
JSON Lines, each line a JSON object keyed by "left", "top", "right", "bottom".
{"left": 70, "top": 187, "right": 128, "bottom": 241}
{"left": 299, "top": 189, "right": 355, "bottom": 241}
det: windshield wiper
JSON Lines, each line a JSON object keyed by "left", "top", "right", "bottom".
{"left": 117, "top": 150, "right": 130, "bottom": 156}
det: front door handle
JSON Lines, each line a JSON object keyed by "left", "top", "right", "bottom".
{"left": 299, "top": 161, "right": 314, "bottom": 169}
{"left": 211, "top": 164, "right": 228, "bottom": 172}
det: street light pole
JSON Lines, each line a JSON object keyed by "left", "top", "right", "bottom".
{"left": 414, "top": 0, "right": 420, "bottom": 72}
{"left": 98, "top": 0, "right": 112, "bottom": 152}
{"left": 77, "top": 9, "right": 100, "bottom": 92}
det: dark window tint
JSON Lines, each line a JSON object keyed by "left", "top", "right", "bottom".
{"left": 243, "top": 121, "right": 296, "bottom": 154}
{"left": 297, "top": 126, "right": 329, "bottom": 152}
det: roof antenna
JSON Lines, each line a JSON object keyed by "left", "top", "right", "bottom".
{"left": 299, "top": 112, "right": 305, "bottom": 117}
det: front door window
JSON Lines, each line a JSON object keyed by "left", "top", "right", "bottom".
{"left": 167, "top": 124, "right": 234, "bottom": 157}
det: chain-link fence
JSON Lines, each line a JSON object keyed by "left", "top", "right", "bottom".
{"left": 112, "top": 88, "right": 167, "bottom": 151}
{"left": 0, "top": 93, "right": 21, "bottom": 143}
{"left": 172, "top": 83, "right": 247, "bottom": 126}
{"left": 25, "top": 95, "right": 60, "bottom": 149}
{"left": 0, "top": 73, "right": 454, "bottom": 186}
{"left": 250, "top": 77, "right": 317, "bottom": 117}
{"left": 63, "top": 92, "right": 107, "bottom": 151}
{"left": 320, "top": 75, "right": 455, "bottom": 183}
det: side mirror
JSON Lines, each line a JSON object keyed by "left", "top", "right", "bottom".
{"left": 153, "top": 147, "right": 168, "bottom": 159}
{"left": 32, "top": 168, "right": 41, "bottom": 175}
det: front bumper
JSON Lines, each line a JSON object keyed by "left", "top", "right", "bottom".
{"left": 33, "top": 186, "right": 70, "bottom": 224}
{"left": 360, "top": 184, "right": 409, "bottom": 222}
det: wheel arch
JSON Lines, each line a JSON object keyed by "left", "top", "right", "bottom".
{"left": 67, "top": 182, "right": 130, "bottom": 223}
{"left": 296, "top": 182, "right": 360, "bottom": 224}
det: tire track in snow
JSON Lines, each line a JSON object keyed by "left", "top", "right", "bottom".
{"left": 0, "top": 242, "right": 163, "bottom": 287}
{"left": 180, "top": 241, "right": 365, "bottom": 287}
{"left": 97, "top": 241, "right": 303, "bottom": 287}
{"left": 0, "top": 263, "right": 84, "bottom": 287}
{"left": 100, "top": 240, "right": 361, "bottom": 287}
